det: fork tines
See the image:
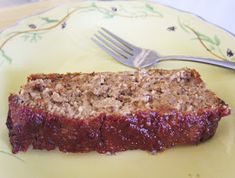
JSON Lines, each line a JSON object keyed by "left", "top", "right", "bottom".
{"left": 91, "top": 27, "right": 134, "bottom": 65}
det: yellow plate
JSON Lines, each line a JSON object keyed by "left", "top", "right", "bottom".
{"left": 0, "top": 1, "right": 235, "bottom": 178}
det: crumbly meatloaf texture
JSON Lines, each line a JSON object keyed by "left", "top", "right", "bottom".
{"left": 7, "top": 68, "right": 230, "bottom": 154}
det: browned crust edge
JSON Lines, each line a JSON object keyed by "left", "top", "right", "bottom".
{"left": 6, "top": 94, "right": 230, "bottom": 154}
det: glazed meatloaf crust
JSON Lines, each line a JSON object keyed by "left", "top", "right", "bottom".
{"left": 7, "top": 68, "right": 230, "bottom": 154}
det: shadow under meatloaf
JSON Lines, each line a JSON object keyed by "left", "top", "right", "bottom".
{"left": 6, "top": 68, "right": 231, "bottom": 154}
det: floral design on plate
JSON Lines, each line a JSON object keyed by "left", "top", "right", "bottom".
{"left": 0, "top": 2, "right": 163, "bottom": 65}
{"left": 0, "top": 1, "right": 234, "bottom": 66}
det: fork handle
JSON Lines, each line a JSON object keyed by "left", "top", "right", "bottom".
{"left": 158, "top": 56, "right": 235, "bottom": 70}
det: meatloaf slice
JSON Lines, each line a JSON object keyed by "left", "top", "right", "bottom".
{"left": 6, "top": 68, "right": 230, "bottom": 154}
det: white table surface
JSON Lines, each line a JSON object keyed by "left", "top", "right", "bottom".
{"left": 0, "top": 0, "right": 234, "bottom": 34}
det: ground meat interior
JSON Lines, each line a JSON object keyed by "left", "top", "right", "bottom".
{"left": 16, "top": 68, "right": 221, "bottom": 119}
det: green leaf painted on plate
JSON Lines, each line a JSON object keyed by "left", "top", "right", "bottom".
{"left": 209, "top": 45, "right": 215, "bottom": 51}
{"left": 104, "top": 13, "right": 114, "bottom": 18}
{"left": 145, "top": 3, "right": 163, "bottom": 17}
{"left": 217, "top": 46, "right": 227, "bottom": 59}
{"left": 145, "top": 3, "right": 154, "bottom": 11}
{"left": 22, "top": 34, "right": 30, "bottom": 41}
{"left": 191, "top": 37, "right": 218, "bottom": 50}
{"left": 0, "top": 150, "right": 24, "bottom": 162}
{"left": 103, "top": 12, "right": 113, "bottom": 18}
{"left": 177, "top": 17, "right": 189, "bottom": 33}
{"left": 214, "top": 35, "right": 220, "bottom": 46}
{"left": 21, "top": 33, "right": 43, "bottom": 43}
{"left": 32, "top": 33, "right": 39, "bottom": 42}
{"left": 91, "top": 2, "right": 97, "bottom": 8}
{"left": 41, "top": 17, "right": 59, "bottom": 23}
{"left": 195, "top": 32, "right": 221, "bottom": 46}
{"left": 195, "top": 31, "right": 216, "bottom": 45}
{"left": 0, "top": 49, "right": 12, "bottom": 63}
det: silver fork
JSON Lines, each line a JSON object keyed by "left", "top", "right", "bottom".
{"left": 91, "top": 27, "right": 235, "bottom": 70}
